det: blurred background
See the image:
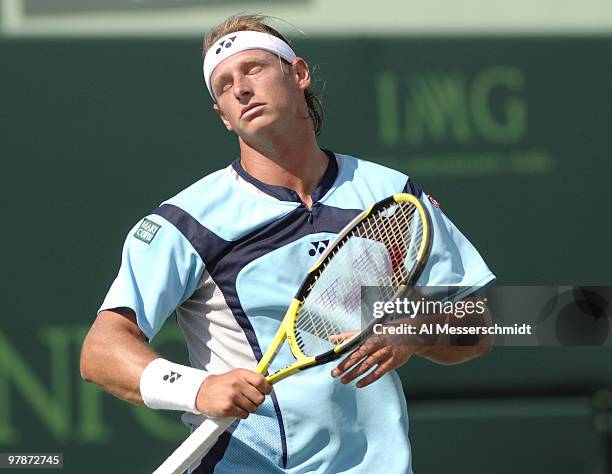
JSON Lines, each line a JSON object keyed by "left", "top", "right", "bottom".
{"left": 1, "top": 1, "right": 611, "bottom": 473}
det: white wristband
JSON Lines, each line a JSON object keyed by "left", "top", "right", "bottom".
{"left": 140, "top": 358, "right": 209, "bottom": 414}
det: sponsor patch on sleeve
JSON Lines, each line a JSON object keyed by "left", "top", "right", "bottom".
{"left": 428, "top": 195, "right": 441, "bottom": 208}
{"left": 134, "top": 218, "right": 161, "bottom": 244}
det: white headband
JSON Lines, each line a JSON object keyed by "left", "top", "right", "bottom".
{"left": 203, "top": 30, "right": 297, "bottom": 100}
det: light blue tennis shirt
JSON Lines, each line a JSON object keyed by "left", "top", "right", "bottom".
{"left": 99, "top": 151, "right": 495, "bottom": 473}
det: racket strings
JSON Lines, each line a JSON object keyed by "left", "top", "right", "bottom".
{"left": 308, "top": 210, "right": 422, "bottom": 339}
{"left": 297, "top": 222, "right": 420, "bottom": 354}
{"left": 302, "top": 214, "right": 417, "bottom": 344}
{"left": 295, "top": 201, "right": 425, "bottom": 356}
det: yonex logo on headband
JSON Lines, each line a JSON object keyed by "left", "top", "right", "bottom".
{"left": 215, "top": 36, "right": 237, "bottom": 55}
{"left": 203, "top": 30, "right": 297, "bottom": 100}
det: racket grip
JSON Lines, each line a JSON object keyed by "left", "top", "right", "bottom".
{"left": 152, "top": 416, "right": 236, "bottom": 474}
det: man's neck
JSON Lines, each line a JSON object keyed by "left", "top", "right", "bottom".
{"left": 238, "top": 132, "right": 328, "bottom": 208}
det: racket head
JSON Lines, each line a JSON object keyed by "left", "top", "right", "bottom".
{"left": 276, "top": 193, "right": 433, "bottom": 376}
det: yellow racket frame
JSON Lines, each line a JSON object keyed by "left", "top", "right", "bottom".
{"left": 254, "top": 193, "right": 432, "bottom": 385}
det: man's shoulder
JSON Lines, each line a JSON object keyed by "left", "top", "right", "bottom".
{"left": 336, "top": 153, "right": 408, "bottom": 181}
{"left": 318, "top": 152, "right": 412, "bottom": 209}
{"left": 164, "top": 166, "right": 232, "bottom": 208}
{"left": 332, "top": 152, "right": 410, "bottom": 197}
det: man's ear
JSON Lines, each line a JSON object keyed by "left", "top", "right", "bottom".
{"left": 292, "top": 58, "right": 311, "bottom": 91}
{"left": 213, "top": 103, "right": 233, "bottom": 132}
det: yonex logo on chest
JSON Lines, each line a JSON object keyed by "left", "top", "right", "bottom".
{"left": 309, "top": 239, "right": 329, "bottom": 256}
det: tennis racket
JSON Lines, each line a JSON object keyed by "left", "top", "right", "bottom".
{"left": 153, "top": 192, "right": 433, "bottom": 474}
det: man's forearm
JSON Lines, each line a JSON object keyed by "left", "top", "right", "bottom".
{"left": 80, "top": 310, "right": 158, "bottom": 405}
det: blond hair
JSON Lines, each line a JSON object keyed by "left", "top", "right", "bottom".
{"left": 203, "top": 14, "right": 324, "bottom": 136}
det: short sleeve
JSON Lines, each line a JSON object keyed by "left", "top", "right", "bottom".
{"left": 98, "top": 214, "right": 205, "bottom": 340}
{"left": 412, "top": 187, "right": 496, "bottom": 300}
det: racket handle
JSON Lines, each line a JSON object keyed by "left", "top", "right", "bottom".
{"left": 152, "top": 416, "right": 236, "bottom": 474}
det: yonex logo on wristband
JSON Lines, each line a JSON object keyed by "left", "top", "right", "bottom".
{"left": 140, "top": 358, "right": 207, "bottom": 414}
{"left": 162, "top": 371, "right": 182, "bottom": 383}
{"left": 134, "top": 218, "right": 161, "bottom": 244}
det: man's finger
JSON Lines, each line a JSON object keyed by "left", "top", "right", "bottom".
{"left": 253, "top": 377, "right": 273, "bottom": 395}
{"left": 242, "top": 384, "right": 267, "bottom": 408}
{"left": 355, "top": 358, "right": 395, "bottom": 388}
{"left": 340, "top": 348, "right": 388, "bottom": 384}
{"left": 329, "top": 331, "right": 358, "bottom": 344}
{"left": 235, "top": 393, "right": 259, "bottom": 414}
{"left": 233, "top": 407, "right": 251, "bottom": 419}
{"left": 331, "top": 337, "right": 385, "bottom": 377}
{"left": 243, "top": 371, "right": 273, "bottom": 395}
{"left": 331, "top": 347, "right": 368, "bottom": 377}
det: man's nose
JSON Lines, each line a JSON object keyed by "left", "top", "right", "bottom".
{"left": 233, "top": 76, "right": 253, "bottom": 101}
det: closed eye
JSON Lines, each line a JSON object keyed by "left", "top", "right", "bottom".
{"left": 215, "top": 80, "right": 232, "bottom": 97}
{"left": 247, "top": 65, "right": 262, "bottom": 75}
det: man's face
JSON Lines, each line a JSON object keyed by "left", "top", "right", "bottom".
{"left": 210, "top": 49, "right": 310, "bottom": 140}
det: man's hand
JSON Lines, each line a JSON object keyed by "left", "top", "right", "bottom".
{"left": 196, "top": 369, "right": 272, "bottom": 419}
{"left": 331, "top": 335, "right": 418, "bottom": 388}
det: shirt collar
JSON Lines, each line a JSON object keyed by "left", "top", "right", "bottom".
{"left": 231, "top": 149, "right": 338, "bottom": 204}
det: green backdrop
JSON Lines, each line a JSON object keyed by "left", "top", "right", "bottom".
{"left": 1, "top": 36, "right": 611, "bottom": 473}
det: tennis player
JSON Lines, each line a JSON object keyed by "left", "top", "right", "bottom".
{"left": 81, "top": 14, "right": 495, "bottom": 473}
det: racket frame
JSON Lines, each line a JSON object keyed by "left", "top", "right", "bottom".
{"left": 264, "top": 192, "right": 433, "bottom": 384}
